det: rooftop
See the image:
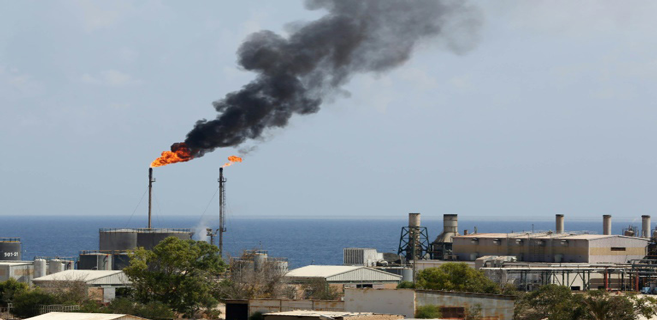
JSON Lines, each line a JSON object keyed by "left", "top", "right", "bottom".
{"left": 286, "top": 265, "right": 362, "bottom": 278}
{"left": 24, "top": 312, "right": 146, "bottom": 320}
{"left": 264, "top": 311, "right": 376, "bottom": 317}
{"left": 33, "top": 270, "right": 131, "bottom": 286}
{"left": 456, "top": 233, "right": 648, "bottom": 241}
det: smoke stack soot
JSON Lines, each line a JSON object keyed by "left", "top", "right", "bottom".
{"left": 173, "top": 0, "right": 482, "bottom": 160}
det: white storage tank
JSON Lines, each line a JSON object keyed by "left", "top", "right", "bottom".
{"left": 48, "top": 259, "right": 64, "bottom": 274}
{"left": 34, "top": 259, "right": 47, "bottom": 278}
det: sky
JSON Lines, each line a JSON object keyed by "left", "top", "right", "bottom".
{"left": 2, "top": 1, "right": 657, "bottom": 225}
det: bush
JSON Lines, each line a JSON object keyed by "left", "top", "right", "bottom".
{"left": 250, "top": 311, "right": 264, "bottom": 320}
{"left": 397, "top": 281, "right": 415, "bottom": 289}
{"left": 11, "top": 289, "right": 58, "bottom": 318}
{"left": 415, "top": 305, "right": 442, "bottom": 319}
{"left": 0, "top": 278, "right": 28, "bottom": 307}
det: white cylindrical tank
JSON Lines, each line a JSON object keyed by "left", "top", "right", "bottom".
{"left": 556, "top": 214, "right": 564, "bottom": 234}
{"left": 643, "top": 215, "right": 651, "bottom": 238}
{"left": 253, "top": 253, "right": 267, "bottom": 271}
{"left": 402, "top": 268, "right": 413, "bottom": 282}
{"left": 48, "top": 259, "right": 64, "bottom": 274}
{"left": 409, "top": 213, "right": 421, "bottom": 227}
{"left": 603, "top": 215, "right": 612, "bottom": 235}
{"left": 34, "top": 259, "right": 47, "bottom": 278}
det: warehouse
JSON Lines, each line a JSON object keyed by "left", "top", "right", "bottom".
{"left": 0, "top": 261, "right": 33, "bottom": 283}
{"left": 33, "top": 270, "right": 131, "bottom": 303}
{"left": 453, "top": 232, "right": 648, "bottom": 264}
{"left": 285, "top": 266, "right": 402, "bottom": 291}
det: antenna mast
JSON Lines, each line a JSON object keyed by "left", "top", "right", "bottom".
{"left": 218, "top": 167, "right": 227, "bottom": 256}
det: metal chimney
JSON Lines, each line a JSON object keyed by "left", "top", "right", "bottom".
{"left": 443, "top": 214, "right": 458, "bottom": 234}
{"left": 409, "top": 213, "right": 421, "bottom": 228}
{"left": 603, "top": 215, "right": 612, "bottom": 235}
{"left": 642, "top": 215, "right": 651, "bottom": 238}
{"left": 555, "top": 214, "right": 564, "bottom": 234}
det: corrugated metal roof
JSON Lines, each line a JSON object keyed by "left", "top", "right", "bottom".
{"left": 25, "top": 312, "right": 146, "bottom": 320}
{"left": 32, "top": 270, "right": 131, "bottom": 286}
{"left": 286, "top": 265, "right": 401, "bottom": 282}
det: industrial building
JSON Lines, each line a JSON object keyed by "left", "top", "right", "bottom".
{"left": 24, "top": 312, "right": 148, "bottom": 320}
{"left": 33, "top": 270, "right": 131, "bottom": 303}
{"left": 262, "top": 311, "right": 402, "bottom": 320}
{"left": 285, "top": 266, "right": 402, "bottom": 289}
{"left": 453, "top": 232, "right": 648, "bottom": 263}
{"left": 343, "top": 288, "right": 515, "bottom": 320}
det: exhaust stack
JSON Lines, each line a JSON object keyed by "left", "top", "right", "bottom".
{"left": 556, "top": 214, "right": 564, "bottom": 234}
{"left": 148, "top": 168, "right": 154, "bottom": 229}
{"left": 643, "top": 215, "right": 651, "bottom": 238}
{"left": 603, "top": 215, "right": 612, "bottom": 235}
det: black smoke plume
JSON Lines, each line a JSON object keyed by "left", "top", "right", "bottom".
{"left": 183, "top": 0, "right": 482, "bottom": 157}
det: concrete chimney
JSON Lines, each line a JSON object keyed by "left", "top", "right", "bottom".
{"left": 409, "top": 213, "right": 420, "bottom": 228}
{"left": 556, "top": 214, "right": 564, "bottom": 234}
{"left": 603, "top": 215, "right": 612, "bottom": 235}
{"left": 642, "top": 215, "right": 651, "bottom": 238}
{"left": 444, "top": 214, "right": 458, "bottom": 233}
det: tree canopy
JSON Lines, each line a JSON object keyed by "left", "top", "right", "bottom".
{"left": 124, "top": 236, "right": 226, "bottom": 317}
{"left": 416, "top": 263, "right": 501, "bottom": 294}
{"left": 514, "top": 284, "right": 657, "bottom": 320}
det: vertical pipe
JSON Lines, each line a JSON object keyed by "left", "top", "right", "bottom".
{"left": 148, "top": 168, "right": 153, "bottom": 229}
{"left": 603, "top": 215, "right": 612, "bottom": 235}
{"left": 642, "top": 215, "right": 651, "bottom": 238}
{"left": 556, "top": 214, "right": 564, "bottom": 234}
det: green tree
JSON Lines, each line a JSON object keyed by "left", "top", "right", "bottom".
{"left": 11, "top": 289, "right": 57, "bottom": 318}
{"left": 514, "top": 284, "right": 581, "bottom": 320}
{"left": 396, "top": 281, "right": 415, "bottom": 289}
{"left": 302, "top": 278, "right": 339, "bottom": 300}
{"left": 124, "top": 236, "right": 226, "bottom": 317}
{"left": 415, "top": 305, "right": 442, "bottom": 318}
{"left": 0, "top": 278, "right": 28, "bottom": 307}
{"left": 416, "top": 263, "right": 501, "bottom": 294}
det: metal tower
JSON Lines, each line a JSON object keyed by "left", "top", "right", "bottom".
{"left": 218, "top": 167, "right": 227, "bottom": 256}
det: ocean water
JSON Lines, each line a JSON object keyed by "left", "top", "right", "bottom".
{"left": 0, "top": 216, "right": 644, "bottom": 268}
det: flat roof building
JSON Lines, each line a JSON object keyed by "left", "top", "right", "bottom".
{"left": 453, "top": 232, "right": 648, "bottom": 264}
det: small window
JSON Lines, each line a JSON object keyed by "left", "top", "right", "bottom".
{"left": 356, "top": 284, "right": 373, "bottom": 288}
{"left": 611, "top": 247, "right": 626, "bottom": 251}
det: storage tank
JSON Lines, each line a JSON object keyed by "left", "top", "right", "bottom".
{"left": 112, "top": 253, "right": 131, "bottom": 270}
{"left": 136, "top": 228, "right": 194, "bottom": 250}
{"left": 253, "top": 253, "right": 267, "bottom": 271}
{"left": 78, "top": 253, "right": 112, "bottom": 270}
{"left": 0, "top": 238, "right": 21, "bottom": 261}
{"left": 34, "top": 259, "right": 47, "bottom": 278}
{"left": 48, "top": 259, "right": 64, "bottom": 274}
{"left": 99, "top": 229, "right": 138, "bottom": 251}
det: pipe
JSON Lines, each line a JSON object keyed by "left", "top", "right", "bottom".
{"left": 148, "top": 168, "right": 153, "bottom": 229}
{"left": 556, "top": 214, "right": 564, "bottom": 234}
{"left": 603, "top": 215, "right": 612, "bottom": 235}
{"left": 643, "top": 215, "right": 651, "bottom": 238}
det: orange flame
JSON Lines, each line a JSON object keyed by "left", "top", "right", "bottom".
{"left": 150, "top": 142, "right": 193, "bottom": 167}
{"left": 222, "top": 155, "right": 243, "bottom": 168}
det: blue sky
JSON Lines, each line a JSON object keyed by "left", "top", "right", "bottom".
{"left": 2, "top": 1, "right": 657, "bottom": 225}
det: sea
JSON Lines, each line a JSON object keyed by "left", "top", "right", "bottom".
{"left": 0, "top": 216, "right": 644, "bottom": 268}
